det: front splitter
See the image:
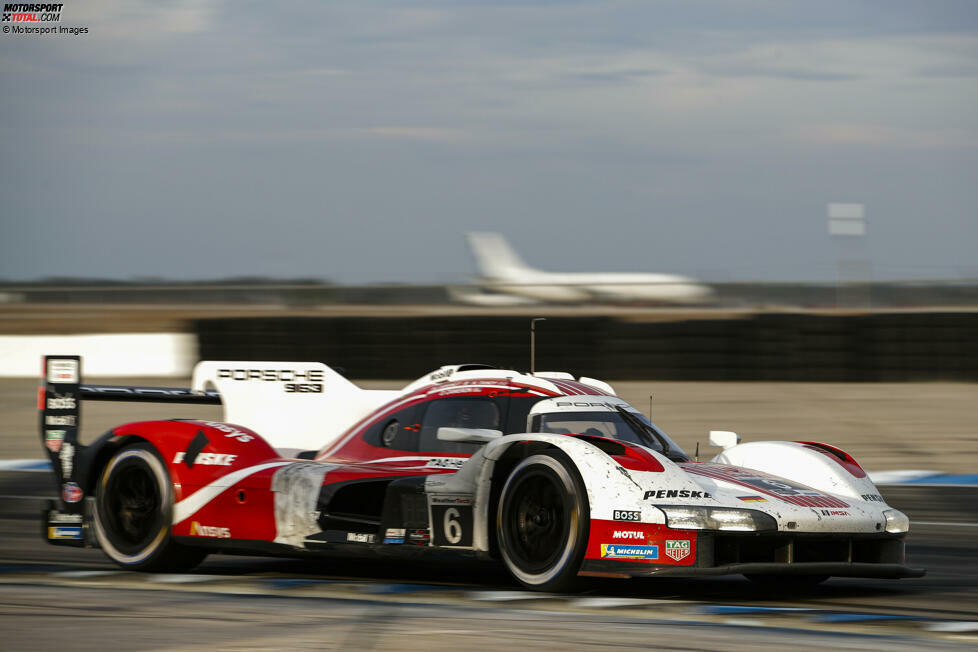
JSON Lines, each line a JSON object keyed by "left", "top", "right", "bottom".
{"left": 579, "top": 560, "right": 926, "bottom": 579}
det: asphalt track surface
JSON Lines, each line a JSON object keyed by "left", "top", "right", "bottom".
{"left": 1, "top": 471, "right": 977, "bottom": 651}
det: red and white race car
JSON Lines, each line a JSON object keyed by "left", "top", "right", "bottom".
{"left": 40, "top": 356, "right": 922, "bottom": 591}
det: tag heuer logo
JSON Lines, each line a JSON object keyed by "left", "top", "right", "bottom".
{"left": 665, "top": 539, "right": 690, "bottom": 561}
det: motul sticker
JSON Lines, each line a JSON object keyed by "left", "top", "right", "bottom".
{"left": 611, "top": 530, "right": 644, "bottom": 540}
{"left": 665, "top": 539, "right": 690, "bottom": 561}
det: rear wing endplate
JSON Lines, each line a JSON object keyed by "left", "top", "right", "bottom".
{"left": 39, "top": 356, "right": 221, "bottom": 505}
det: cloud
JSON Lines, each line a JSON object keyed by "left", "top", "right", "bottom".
{"left": 81, "top": 0, "right": 223, "bottom": 36}
{"left": 916, "top": 64, "right": 978, "bottom": 78}
{"left": 356, "top": 126, "right": 466, "bottom": 142}
{"left": 1, "top": 1, "right": 976, "bottom": 283}
{"left": 797, "top": 123, "right": 978, "bottom": 149}
{"left": 29, "top": 125, "right": 469, "bottom": 147}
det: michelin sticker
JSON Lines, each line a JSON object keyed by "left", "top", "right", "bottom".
{"left": 600, "top": 544, "right": 659, "bottom": 560}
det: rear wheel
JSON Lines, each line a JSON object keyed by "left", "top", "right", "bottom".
{"left": 94, "top": 443, "right": 206, "bottom": 571}
{"left": 496, "top": 451, "right": 589, "bottom": 592}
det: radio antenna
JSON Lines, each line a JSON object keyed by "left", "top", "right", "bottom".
{"left": 530, "top": 318, "right": 546, "bottom": 374}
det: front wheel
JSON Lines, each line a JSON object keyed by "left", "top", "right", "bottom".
{"left": 93, "top": 443, "right": 206, "bottom": 572}
{"left": 496, "top": 451, "right": 589, "bottom": 592}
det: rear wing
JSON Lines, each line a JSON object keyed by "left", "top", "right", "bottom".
{"left": 40, "top": 355, "right": 220, "bottom": 444}
{"left": 40, "top": 355, "right": 400, "bottom": 478}
{"left": 38, "top": 355, "right": 222, "bottom": 544}
{"left": 39, "top": 355, "right": 222, "bottom": 502}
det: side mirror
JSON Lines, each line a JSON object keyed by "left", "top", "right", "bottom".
{"left": 436, "top": 427, "right": 503, "bottom": 444}
{"left": 709, "top": 430, "right": 741, "bottom": 450}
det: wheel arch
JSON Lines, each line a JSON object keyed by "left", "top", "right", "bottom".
{"left": 485, "top": 440, "right": 561, "bottom": 559}
{"left": 104, "top": 419, "right": 281, "bottom": 490}
{"left": 93, "top": 440, "right": 208, "bottom": 571}
{"left": 77, "top": 431, "right": 150, "bottom": 497}
{"left": 491, "top": 446, "right": 592, "bottom": 590}
{"left": 474, "top": 434, "right": 646, "bottom": 554}
{"left": 711, "top": 440, "right": 881, "bottom": 501}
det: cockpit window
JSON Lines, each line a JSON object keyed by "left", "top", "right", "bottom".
{"left": 534, "top": 415, "right": 621, "bottom": 438}
{"left": 418, "top": 398, "right": 502, "bottom": 454}
{"left": 530, "top": 410, "right": 689, "bottom": 461}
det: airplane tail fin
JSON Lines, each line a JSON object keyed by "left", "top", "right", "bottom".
{"left": 466, "top": 232, "right": 536, "bottom": 281}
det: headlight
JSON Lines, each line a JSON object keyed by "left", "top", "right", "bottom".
{"left": 883, "top": 509, "right": 910, "bottom": 534}
{"left": 659, "top": 506, "right": 777, "bottom": 532}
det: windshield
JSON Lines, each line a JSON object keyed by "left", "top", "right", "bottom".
{"left": 530, "top": 410, "right": 689, "bottom": 462}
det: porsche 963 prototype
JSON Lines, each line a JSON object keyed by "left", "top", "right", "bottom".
{"left": 39, "top": 356, "right": 922, "bottom": 591}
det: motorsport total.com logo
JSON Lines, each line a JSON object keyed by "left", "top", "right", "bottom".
{"left": 2, "top": 3, "right": 62, "bottom": 22}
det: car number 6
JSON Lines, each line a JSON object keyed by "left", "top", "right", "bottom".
{"left": 444, "top": 507, "right": 463, "bottom": 544}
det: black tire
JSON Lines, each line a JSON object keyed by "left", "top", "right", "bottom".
{"left": 94, "top": 443, "right": 207, "bottom": 572}
{"left": 745, "top": 574, "right": 829, "bottom": 588}
{"left": 496, "top": 451, "right": 589, "bottom": 592}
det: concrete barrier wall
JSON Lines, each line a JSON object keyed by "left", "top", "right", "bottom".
{"left": 195, "top": 312, "right": 978, "bottom": 381}
{"left": 0, "top": 333, "right": 197, "bottom": 377}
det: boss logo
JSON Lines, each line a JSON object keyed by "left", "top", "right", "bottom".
{"left": 613, "top": 510, "right": 641, "bottom": 521}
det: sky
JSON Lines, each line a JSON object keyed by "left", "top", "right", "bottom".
{"left": 1, "top": 0, "right": 976, "bottom": 284}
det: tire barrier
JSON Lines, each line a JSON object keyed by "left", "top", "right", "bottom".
{"left": 194, "top": 312, "right": 978, "bottom": 381}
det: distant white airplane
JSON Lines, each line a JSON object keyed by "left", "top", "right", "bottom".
{"left": 456, "top": 232, "right": 713, "bottom": 305}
